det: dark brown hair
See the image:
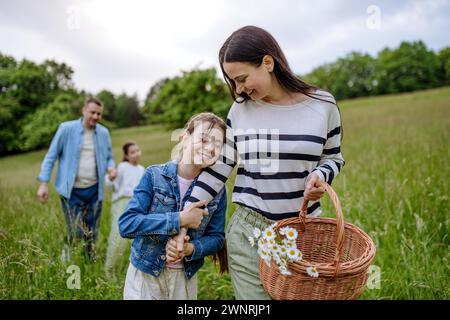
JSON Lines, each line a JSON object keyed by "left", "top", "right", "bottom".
{"left": 219, "top": 26, "right": 331, "bottom": 103}
{"left": 219, "top": 25, "right": 343, "bottom": 138}
{"left": 122, "top": 141, "right": 137, "bottom": 162}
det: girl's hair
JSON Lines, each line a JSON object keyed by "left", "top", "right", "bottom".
{"left": 122, "top": 141, "right": 137, "bottom": 162}
{"left": 176, "top": 112, "right": 227, "bottom": 161}
{"left": 211, "top": 241, "right": 228, "bottom": 274}
{"left": 183, "top": 112, "right": 226, "bottom": 140}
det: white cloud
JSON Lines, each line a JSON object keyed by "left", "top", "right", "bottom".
{"left": 0, "top": 0, "right": 448, "bottom": 100}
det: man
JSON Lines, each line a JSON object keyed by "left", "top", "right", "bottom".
{"left": 37, "top": 97, "right": 117, "bottom": 261}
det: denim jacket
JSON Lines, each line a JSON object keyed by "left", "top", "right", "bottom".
{"left": 118, "top": 160, "right": 227, "bottom": 280}
{"left": 37, "top": 118, "right": 115, "bottom": 200}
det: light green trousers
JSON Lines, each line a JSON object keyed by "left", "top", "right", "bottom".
{"left": 104, "top": 197, "right": 131, "bottom": 275}
{"left": 227, "top": 205, "right": 275, "bottom": 300}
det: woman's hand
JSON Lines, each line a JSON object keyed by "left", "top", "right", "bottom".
{"left": 304, "top": 172, "right": 325, "bottom": 201}
{"left": 165, "top": 235, "right": 193, "bottom": 264}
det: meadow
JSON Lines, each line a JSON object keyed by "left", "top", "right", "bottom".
{"left": 0, "top": 87, "right": 449, "bottom": 299}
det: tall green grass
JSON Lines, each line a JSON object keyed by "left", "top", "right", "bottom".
{"left": 0, "top": 87, "right": 448, "bottom": 299}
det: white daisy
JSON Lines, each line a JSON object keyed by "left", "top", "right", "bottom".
{"left": 273, "top": 252, "right": 282, "bottom": 265}
{"left": 285, "top": 227, "right": 298, "bottom": 241}
{"left": 257, "top": 237, "right": 266, "bottom": 249}
{"left": 253, "top": 227, "right": 262, "bottom": 239}
{"left": 306, "top": 266, "right": 319, "bottom": 278}
{"left": 279, "top": 227, "right": 287, "bottom": 236}
{"left": 279, "top": 245, "right": 288, "bottom": 257}
{"left": 248, "top": 236, "right": 255, "bottom": 247}
{"left": 286, "top": 247, "right": 301, "bottom": 261}
{"left": 279, "top": 265, "right": 292, "bottom": 276}
{"left": 262, "top": 226, "right": 276, "bottom": 241}
{"left": 282, "top": 238, "right": 296, "bottom": 248}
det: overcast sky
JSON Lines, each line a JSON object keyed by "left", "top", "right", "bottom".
{"left": 1, "top": 0, "right": 449, "bottom": 101}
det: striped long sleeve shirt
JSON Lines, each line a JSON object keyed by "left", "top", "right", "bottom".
{"left": 187, "top": 90, "right": 345, "bottom": 220}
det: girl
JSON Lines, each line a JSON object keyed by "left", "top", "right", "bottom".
{"left": 180, "top": 26, "right": 346, "bottom": 299}
{"left": 118, "top": 112, "right": 228, "bottom": 300}
{"left": 104, "top": 142, "right": 145, "bottom": 276}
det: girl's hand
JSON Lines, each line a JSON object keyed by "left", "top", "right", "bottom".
{"left": 166, "top": 235, "right": 193, "bottom": 264}
{"left": 304, "top": 172, "right": 325, "bottom": 201}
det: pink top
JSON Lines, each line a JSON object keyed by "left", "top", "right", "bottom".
{"left": 166, "top": 175, "right": 194, "bottom": 269}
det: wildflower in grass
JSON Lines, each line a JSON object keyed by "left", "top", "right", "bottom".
{"left": 306, "top": 266, "right": 319, "bottom": 278}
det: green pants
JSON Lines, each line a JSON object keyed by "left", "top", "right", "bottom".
{"left": 227, "top": 205, "right": 275, "bottom": 300}
{"left": 104, "top": 197, "right": 131, "bottom": 275}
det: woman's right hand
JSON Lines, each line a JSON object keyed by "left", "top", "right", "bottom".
{"left": 179, "top": 200, "right": 208, "bottom": 229}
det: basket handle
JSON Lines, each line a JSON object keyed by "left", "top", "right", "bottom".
{"left": 300, "top": 180, "right": 345, "bottom": 277}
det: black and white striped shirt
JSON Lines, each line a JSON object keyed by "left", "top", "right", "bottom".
{"left": 187, "top": 90, "right": 345, "bottom": 220}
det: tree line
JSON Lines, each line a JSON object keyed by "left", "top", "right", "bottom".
{"left": 0, "top": 40, "right": 448, "bottom": 155}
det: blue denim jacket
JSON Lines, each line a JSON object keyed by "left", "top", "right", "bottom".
{"left": 118, "top": 160, "right": 227, "bottom": 280}
{"left": 37, "top": 118, "right": 115, "bottom": 200}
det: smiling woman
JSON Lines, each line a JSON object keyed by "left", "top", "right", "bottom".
{"left": 180, "top": 25, "right": 346, "bottom": 300}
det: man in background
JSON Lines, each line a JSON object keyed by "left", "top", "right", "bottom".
{"left": 37, "top": 97, "right": 116, "bottom": 261}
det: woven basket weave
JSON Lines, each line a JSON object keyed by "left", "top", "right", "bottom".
{"left": 259, "top": 180, "right": 376, "bottom": 300}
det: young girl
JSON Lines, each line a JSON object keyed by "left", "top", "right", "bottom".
{"left": 179, "top": 26, "right": 346, "bottom": 299}
{"left": 118, "top": 112, "right": 228, "bottom": 300}
{"left": 104, "top": 142, "right": 145, "bottom": 276}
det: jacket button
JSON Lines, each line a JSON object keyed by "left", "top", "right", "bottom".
{"left": 160, "top": 255, "right": 166, "bottom": 260}
{"left": 154, "top": 270, "right": 159, "bottom": 275}
{"left": 172, "top": 228, "right": 177, "bottom": 234}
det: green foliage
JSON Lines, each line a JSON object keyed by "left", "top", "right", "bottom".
{"left": 374, "top": 41, "right": 441, "bottom": 94}
{"left": 303, "top": 52, "right": 376, "bottom": 99}
{"left": 302, "top": 41, "right": 448, "bottom": 100}
{"left": 438, "top": 47, "right": 450, "bottom": 85}
{"left": 20, "top": 92, "right": 84, "bottom": 151}
{"left": 144, "top": 68, "right": 231, "bottom": 127}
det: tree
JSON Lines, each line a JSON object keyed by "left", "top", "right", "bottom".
{"left": 374, "top": 41, "right": 441, "bottom": 94}
{"left": 143, "top": 67, "right": 231, "bottom": 128}
{"left": 97, "top": 89, "right": 117, "bottom": 122}
{"left": 438, "top": 46, "right": 450, "bottom": 85}
{"left": 20, "top": 91, "right": 84, "bottom": 151}
{"left": 114, "top": 93, "right": 144, "bottom": 128}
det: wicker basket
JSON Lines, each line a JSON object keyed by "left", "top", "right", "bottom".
{"left": 259, "top": 180, "right": 376, "bottom": 300}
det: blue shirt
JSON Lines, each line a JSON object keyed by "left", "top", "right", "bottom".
{"left": 118, "top": 160, "right": 227, "bottom": 279}
{"left": 37, "top": 118, "right": 115, "bottom": 200}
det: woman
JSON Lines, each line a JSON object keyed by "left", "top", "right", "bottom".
{"left": 180, "top": 25, "right": 345, "bottom": 299}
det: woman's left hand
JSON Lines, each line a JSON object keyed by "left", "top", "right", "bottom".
{"left": 304, "top": 172, "right": 325, "bottom": 201}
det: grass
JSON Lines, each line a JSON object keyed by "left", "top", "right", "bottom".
{"left": 0, "top": 87, "right": 449, "bottom": 299}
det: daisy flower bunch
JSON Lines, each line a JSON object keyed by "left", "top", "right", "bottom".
{"left": 248, "top": 224, "right": 303, "bottom": 276}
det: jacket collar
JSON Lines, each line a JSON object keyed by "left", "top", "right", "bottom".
{"left": 162, "top": 160, "right": 199, "bottom": 184}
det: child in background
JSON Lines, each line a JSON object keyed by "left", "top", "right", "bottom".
{"left": 118, "top": 112, "right": 228, "bottom": 300}
{"left": 104, "top": 142, "right": 145, "bottom": 276}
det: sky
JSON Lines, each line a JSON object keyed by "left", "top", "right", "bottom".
{"left": 0, "top": 0, "right": 449, "bottom": 101}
